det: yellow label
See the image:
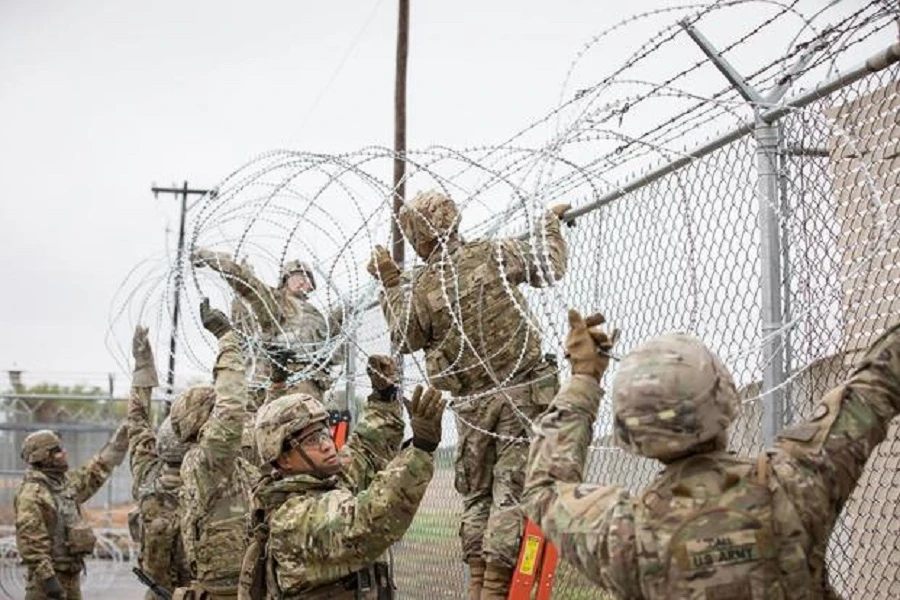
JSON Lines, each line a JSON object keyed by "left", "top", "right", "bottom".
{"left": 519, "top": 535, "right": 542, "bottom": 576}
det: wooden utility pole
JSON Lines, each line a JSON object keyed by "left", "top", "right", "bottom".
{"left": 391, "top": 0, "right": 409, "bottom": 269}
{"left": 151, "top": 181, "right": 215, "bottom": 401}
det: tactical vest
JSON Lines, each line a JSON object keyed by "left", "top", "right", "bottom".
{"left": 23, "top": 471, "right": 96, "bottom": 568}
{"left": 135, "top": 463, "right": 191, "bottom": 589}
{"left": 190, "top": 458, "right": 256, "bottom": 594}
{"left": 634, "top": 452, "right": 814, "bottom": 599}
{"left": 239, "top": 477, "right": 384, "bottom": 600}
{"left": 246, "top": 294, "right": 335, "bottom": 392}
{"left": 414, "top": 240, "right": 543, "bottom": 396}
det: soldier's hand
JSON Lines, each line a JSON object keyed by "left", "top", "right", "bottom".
{"left": 43, "top": 575, "right": 64, "bottom": 600}
{"left": 550, "top": 203, "right": 571, "bottom": 219}
{"left": 111, "top": 422, "right": 130, "bottom": 453}
{"left": 409, "top": 385, "right": 445, "bottom": 452}
{"left": 191, "top": 248, "right": 213, "bottom": 268}
{"left": 200, "top": 298, "right": 232, "bottom": 338}
{"left": 131, "top": 326, "right": 159, "bottom": 388}
{"left": 367, "top": 355, "right": 397, "bottom": 393}
{"left": 367, "top": 245, "right": 401, "bottom": 288}
{"left": 192, "top": 248, "right": 231, "bottom": 271}
{"left": 98, "top": 422, "right": 130, "bottom": 467}
{"left": 565, "top": 308, "right": 619, "bottom": 381}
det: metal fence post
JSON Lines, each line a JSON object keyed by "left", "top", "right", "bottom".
{"left": 756, "top": 120, "right": 787, "bottom": 447}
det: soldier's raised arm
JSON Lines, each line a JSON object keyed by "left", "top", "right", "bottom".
{"left": 772, "top": 321, "right": 900, "bottom": 539}
{"left": 338, "top": 355, "right": 406, "bottom": 487}
{"left": 187, "top": 299, "right": 248, "bottom": 483}
{"left": 522, "top": 309, "right": 640, "bottom": 594}
{"left": 499, "top": 204, "right": 569, "bottom": 288}
{"left": 192, "top": 248, "right": 283, "bottom": 331}
{"left": 68, "top": 422, "right": 129, "bottom": 504}
{"left": 369, "top": 244, "right": 431, "bottom": 353}
{"left": 127, "top": 325, "right": 160, "bottom": 495}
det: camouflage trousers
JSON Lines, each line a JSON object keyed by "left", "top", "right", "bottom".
{"left": 24, "top": 568, "right": 82, "bottom": 600}
{"left": 453, "top": 363, "right": 558, "bottom": 568}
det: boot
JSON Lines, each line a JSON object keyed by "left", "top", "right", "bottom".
{"left": 467, "top": 559, "right": 486, "bottom": 600}
{"left": 480, "top": 562, "right": 514, "bottom": 600}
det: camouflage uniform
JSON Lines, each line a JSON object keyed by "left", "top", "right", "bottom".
{"left": 193, "top": 251, "right": 343, "bottom": 403}
{"left": 178, "top": 330, "right": 258, "bottom": 599}
{"left": 15, "top": 427, "right": 128, "bottom": 600}
{"left": 523, "top": 322, "right": 900, "bottom": 599}
{"left": 127, "top": 385, "right": 191, "bottom": 598}
{"left": 245, "top": 391, "right": 433, "bottom": 599}
{"left": 378, "top": 191, "right": 567, "bottom": 572}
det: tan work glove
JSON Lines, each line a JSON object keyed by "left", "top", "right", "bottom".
{"left": 200, "top": 298, "right": 232, "bottom": 339}
{"left": 98, "top": 423, "right": 130, "bottom": 467}
{"left": 191, "top": 248, "right": 229, "bottom": 270}
{"left": 409, "top": 385, "right": 445, "bottom": 452}
{"left": 565, "top": 308, "right": 619, "bottom": 382}
{"left": 367, "top": 245, "right": 401, "bottom": 288}
{"left": 367, "top": 355, "right": 398, "bottom": 399}
{"left": 131, "top": 326, "right": 159, "bottom": 388}
{"left": 549, "top": 203, "right": 571, "bottom": 219}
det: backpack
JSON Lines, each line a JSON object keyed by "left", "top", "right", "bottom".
{"left": 634, "top": 453, "right": 812, "bottom": 599}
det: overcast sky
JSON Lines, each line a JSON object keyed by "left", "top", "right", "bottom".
{"left": 0, "top": 0, "right": 689, "bottom": 388}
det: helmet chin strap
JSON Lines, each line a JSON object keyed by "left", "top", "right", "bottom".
{"left": 296, "top": 446, "right": 328, "bottom": 479}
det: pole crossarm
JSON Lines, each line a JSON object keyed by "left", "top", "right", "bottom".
{"left": 150, "top": 180, "right": 215, "bottom": 399}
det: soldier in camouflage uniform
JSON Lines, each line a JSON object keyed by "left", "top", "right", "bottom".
{"left": 15, "top": 423, "right": 130, "bottom": 599}
{"left": 237, "top": 355, "right": 444, "bottom": 599}
{"left": 126, "top": 326, "right": 191, "bottom": 598}
{"left": 191, "top": 250, "right": 344, "bottom": 404}
{"left": 173, "top": 299, "right": 259, "bottom": 599}
{"left": 368, "top": 190, "right": 570, "bottom": 599}
{"left": 524, "top": 309, "right": 900, "bottom": 599}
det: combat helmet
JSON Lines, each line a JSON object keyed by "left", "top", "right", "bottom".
{"left": 21, "top": 430, "right": 62, "bottom": 465}
{"left": 280, "top": 260, "right": 316, "bottom": 290}
{"left": 613, "top": 332, "right": 739, "bottom": 462}
{"left": 399, "top": 190, "right": 461, "bottom": 258}
{"left": 169, "top": 385, "right": 216, "bottom": 443}
{"left": 254, "top": 393, "right": 328, "bottom": 464}
{"left": 156, "top": 415, "right": 191, "bottom": 464}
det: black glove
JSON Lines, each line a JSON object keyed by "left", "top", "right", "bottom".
{"left": 200, "top": 298, "right": 231, "bottom": 339}
{"left": 43, "top": 575, "right": 64, "bottom": 599}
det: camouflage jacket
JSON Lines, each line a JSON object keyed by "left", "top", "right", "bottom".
{"left": 127, "top": 384, "right": 191, "bottom": 589}
{"left": 381, "top": 209, "right": 567, "bottom": 396}
{"left": 15, "top": 453, "right": 119, "bottom": 579}
{"left": 253, "top": 393, "right": 433, "bottom": 596}
{"left": 180, "top": 330, "right": 259, "bottom": 592}
{"left": 523, "top": 322, "right": 900, "bottom": 599}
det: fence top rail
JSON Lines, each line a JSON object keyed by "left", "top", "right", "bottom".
{"left": 562, "top": 41, "right": 900, "bottom": 222}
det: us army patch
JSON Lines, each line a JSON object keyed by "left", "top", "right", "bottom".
{"left": 682, "top": 530, "right": 760, "bottom": 569}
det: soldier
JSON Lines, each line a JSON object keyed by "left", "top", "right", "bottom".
{"left": 367, "top": 190, "right": 570, "bottom": 599}
{"left": 126, "top": 325, "right": 191, "bottom": 597}
{"left": 173, "top": 299, "right": 258, "bottom": 599}
{"left": 524, "top": 309, "right": 900, "bottom": 598}
{"left": 191, "top": 250, "right": 344, "bottom": 404}
{"left": 238, "top": 355, "right": 445, "bottom": 599}
{"left": 15, "top": 423, "right": 129, "bottom": 599}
